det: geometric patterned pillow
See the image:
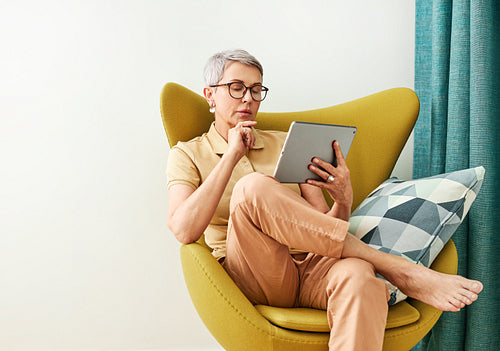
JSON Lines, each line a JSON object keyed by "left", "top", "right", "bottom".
{"left": 348, "top": 166, "right": 485, "bottom": 305}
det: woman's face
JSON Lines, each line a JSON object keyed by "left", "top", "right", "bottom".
{"left": 206, "top": 61, "right": 262, "bottom": 136}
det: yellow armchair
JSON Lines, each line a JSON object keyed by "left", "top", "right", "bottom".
{"left": 161, "top": 83, "right": 458, "bottom": 351}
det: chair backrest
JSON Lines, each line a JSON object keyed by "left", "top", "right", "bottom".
{"left": 160, "top": 82, "right": 419, "bottom": 209}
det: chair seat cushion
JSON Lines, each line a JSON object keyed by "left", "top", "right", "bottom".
{"left": 255, "top": 301, "right": 420, "bottom": 332}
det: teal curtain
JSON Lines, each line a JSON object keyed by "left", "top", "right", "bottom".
{"left": 414, "top": 0, "right": 500, "bottom": 350}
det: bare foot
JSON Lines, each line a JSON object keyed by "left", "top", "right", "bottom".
{"left": 384, "top": 258, "right": 483, "bottom": 311}
{"left": 342, "top": 235, "right": 483, "bottom": 311}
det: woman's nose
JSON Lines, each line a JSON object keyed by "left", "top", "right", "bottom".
{"left": 242, "top": 88, "right": 253, "bottom": 102}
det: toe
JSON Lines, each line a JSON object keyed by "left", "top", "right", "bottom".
{"left": 457, "top": 293, "right": 472, "bottom": 305}
{"left": 448, "top": 297, "right": 464, "bottom": 311}
{"left": 471, "top": 281, "right": 483, "bottom": 293}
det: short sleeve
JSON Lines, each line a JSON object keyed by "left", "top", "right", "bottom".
{"left": 166, "top": 145, "right": 201, "bottom": 190}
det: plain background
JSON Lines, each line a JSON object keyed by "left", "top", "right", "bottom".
{"left": 0, "top": 1, "right": 415, "bottom": 350}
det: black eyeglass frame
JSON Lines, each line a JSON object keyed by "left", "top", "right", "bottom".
{"left": 210, "top": 82, "right": 269, "bottom": 102}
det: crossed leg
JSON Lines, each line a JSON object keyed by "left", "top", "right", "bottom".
{"left": 230, "top": 173, "right": 483, "bottom": 311}
{"left": 223, "top": 173, "right": 388, "bottom": 349}
{"left": 223, "top": 172, "right": 483, "bottom": 348}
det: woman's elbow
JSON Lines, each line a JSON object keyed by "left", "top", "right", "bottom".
{"left": 175, "top": 232, "right": 196, "bottom": 245}
{"left": 167, "top": 217, "right": 200, "bottom": 244}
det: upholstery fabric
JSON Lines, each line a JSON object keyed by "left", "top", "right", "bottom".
{"left": 414, "top": 0, "right": 500, "bottom": 349}
{"left": 349, "top": 167, "right": 485, "bottom": 305}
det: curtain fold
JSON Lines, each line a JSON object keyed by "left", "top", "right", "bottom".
{"left": 414, "top": 0, "right": 500, "bottom": 349}
{"left": 413, "top": 0, "right": 500, "bottom": 351}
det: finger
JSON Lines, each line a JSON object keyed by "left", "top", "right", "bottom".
{"left": 333, "top": 140, "right": 347, "bottom": 166}
{"left": 308, "top": 163, "right": 331, "bottom": 181}
{"left": 243, "top": 125, "right": 253, "bottom": 139}
{"left": 236, "top": 121, "right": 255, "bottom": 132}
{"left": 311, "top": 157, "right": 336, "bottom": 175}
{"left": 239, "top": 121, "right": 258, "bottom": 128}
{"left": 246, "top": 129, "right": 255, "bottom": 148}
{"left": 306, "top": 178, "right": 328, "bottom": 188}
{"left": 238, "top": 125, "right": 255, "bottom": 149}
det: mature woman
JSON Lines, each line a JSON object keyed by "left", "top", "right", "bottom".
{"left": 167, "top": 49, "right": 483, "bottom": 350}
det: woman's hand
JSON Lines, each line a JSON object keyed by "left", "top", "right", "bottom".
{"left": 306, "top": 141, "right": 353, "bottom": 220}
{"left": 168, "top": 121, "right": 257, "bottom": 244}
{"left": 226, "top": 121, "right": 257, "bottom": 160}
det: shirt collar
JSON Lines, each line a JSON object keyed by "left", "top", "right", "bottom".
{"left": 207, "top": 122, "right": 264, "bottom": 155}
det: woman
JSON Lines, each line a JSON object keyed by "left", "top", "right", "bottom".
{"left": 167, "top": 49, "right": 483, "bottom": 350}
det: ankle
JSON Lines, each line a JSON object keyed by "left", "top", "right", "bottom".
{"left": 378, "top": 256, "right": 413, "bottom": 287}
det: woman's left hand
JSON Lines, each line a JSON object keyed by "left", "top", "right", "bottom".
{"left": 306, "top": 141, "right": 353, "bottom": 210}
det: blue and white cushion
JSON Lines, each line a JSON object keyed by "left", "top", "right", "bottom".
{"left": 348, "top": 166, "right": 485, "bottom": 305}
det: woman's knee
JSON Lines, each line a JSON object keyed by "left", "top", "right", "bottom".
{"left": 333, "top": 257, "right": 376, "bottom": 277}
{"left": 328, "top": 258, "right": 387, "bottom": 298}
{"left": 232, "top": 172, "right": 275, "bottom": 202}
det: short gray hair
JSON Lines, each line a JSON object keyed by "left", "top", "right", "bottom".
{"left": 203, "top": 49, "right": 263, "bottom": 86}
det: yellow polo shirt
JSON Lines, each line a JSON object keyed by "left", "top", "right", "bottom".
{"left": 167, "top": 122, "right": 300, "bottom": 259}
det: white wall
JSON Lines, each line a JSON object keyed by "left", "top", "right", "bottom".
{"left": 0, "top": 1, "right": 414, "bottom": 350}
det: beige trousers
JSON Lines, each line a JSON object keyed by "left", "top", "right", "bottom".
{"left": 223, "top": 173, "right": 389, "bottom": 351}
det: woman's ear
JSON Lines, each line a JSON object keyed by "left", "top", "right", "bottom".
{"left": 203, "top": 86, "right": 214, "bottom": 105}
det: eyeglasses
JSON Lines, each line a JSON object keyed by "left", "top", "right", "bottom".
{"left": 210, "top": 82, "right": 269, "bottom": 102}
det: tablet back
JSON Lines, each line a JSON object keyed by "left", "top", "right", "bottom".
{"left": 273, "top": 121, "right": 357, "bottom": 183}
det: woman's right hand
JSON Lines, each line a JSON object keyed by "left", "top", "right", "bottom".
{"left": 226, "top": 121, "right": 257, "bottom": 160}
{"left": 168, "top": 121, "right": 257, "bottom": 244}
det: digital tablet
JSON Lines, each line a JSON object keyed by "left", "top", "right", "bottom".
{"left": 273, "top": 121, "right": 357, "bottom": 183}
